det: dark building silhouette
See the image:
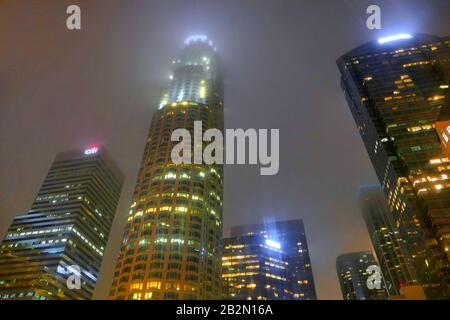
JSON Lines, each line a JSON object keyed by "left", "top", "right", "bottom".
{"left": 336, "top": 252, "right": 387, "bottom": 300}
{"left": 223, "top": 220, "right": 317, "bottom": 300}
{"left": 338, "top": 33, "right": 450, "bottom": 299}
{"left": 359, "top": 185, "right": 414, "bottom": 296}
{"left": 0, "top": 146, "right": 124, "bottom": 300}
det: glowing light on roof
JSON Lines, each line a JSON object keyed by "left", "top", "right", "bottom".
{"left": 185, "top": 35, "right": 208, "bottom": 45}
{"left": 378, "top": 34, "right": 412, "bottom": 44}
{"left": 84, "top": 145, "right": 99, "bottom": 155}
{"left": 265, "top": 239, "right": 281, "bottom": 249}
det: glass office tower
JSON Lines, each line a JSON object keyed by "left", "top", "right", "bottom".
{"left": 109, "top": 36, "right": 224, "bottom": 300}
{"left": 223, "top": 220, "right": 317, "bottom": 300}
{"left": 336, "top": 252, "right": 387, "bottom": 300}
{"left": 359, "top": 185, "right": 414, "bottom": 296}
{"left": 0, "top": 146, "right": 124, "bottom": 300}
{"left": 338, "top": 33, "right": 450, "bottom": 299}
{"left": 222, "top": 234, "right": 291, "bottom": 300}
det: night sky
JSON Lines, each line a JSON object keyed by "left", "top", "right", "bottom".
{"left": 1, "top": 0, "right": 450, "bottom": 300}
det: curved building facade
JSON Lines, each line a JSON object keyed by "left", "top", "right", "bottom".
{"left": 109, "top": 36, "right": 224, "bottom": 300}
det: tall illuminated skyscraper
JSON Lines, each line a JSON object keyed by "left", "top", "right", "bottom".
{"left": 0, "top": 146, "right": 124, "bottom": 300}
{"left": 109, "top": 36, "right": 224, "bottom": 300}
{"left": 338, "top": 34, "right": 450, "bottom": 298}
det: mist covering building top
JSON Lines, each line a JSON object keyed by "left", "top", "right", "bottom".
{"left": 160, "top": 35, "right": 222, "bottom": 107}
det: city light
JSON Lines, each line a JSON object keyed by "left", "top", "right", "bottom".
{"left": 84, "top": 145, "right": 99, "bottom": 155}
{"left": 185, "top": 35, "right": 208, "bottom": 45}
{"left": 378, "top": 34, "right": 413, "bottom": 44}
{"left": 3, "top": 1, "right": 450, "bottom": 303}
{"left": 265, "top": 239, "right": 281, "bottom": 249}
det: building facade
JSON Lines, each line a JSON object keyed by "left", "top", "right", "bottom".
{"left": 0, "top": 146, "right": 124, "bottom": 300}
{"left": 222, "top": 234, "right": 291, "bottom": 300}
{"left": 338, "top": 33, "right": 450, "bottom": 299}
{"left": 336, "top": 252, "right": 387, "bottom": 300}
{"left": 222, "top": 220, "right": 317, "bottom": 300}
{"left": 359, "top": 185, "right": 414, "bottom": 296}
{"left": 109, "top": 36, "right": 224, "bottom": 300}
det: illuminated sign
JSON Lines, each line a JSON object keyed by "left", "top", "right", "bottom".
{"left": 185, "top": 35, "right": 208, "bottom": 45}
{"left": 84, "top": 146, "right": 99, "bottom": 155}
{"left": 184, "top": 35, "right": 213, "bottom": 47}
{"left": 378, "top": 34, "right": 412, "bottom": 44}
{"left": 265, "top": 239, "right": 281, "bottom": 249}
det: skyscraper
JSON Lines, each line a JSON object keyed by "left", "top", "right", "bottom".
{"left": 0, "top": 146, "right": 124, "bottom": 300}
{"left": 359, "top": 185, "right": 414, "bottom": 296}
{"left": 336, "top": 252, "right": 387, "bottom": 300}
{"left": 222, "top": 234, "right": 290, "bottom": 300}
{"left": 338, "top": 33, "right": 450, "bottom": 299}
{"left": 109, "top": 36, "right": 224, "bottom": 300}
{"left": 223, "top": 220, "right": 317, "bottom": 300}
